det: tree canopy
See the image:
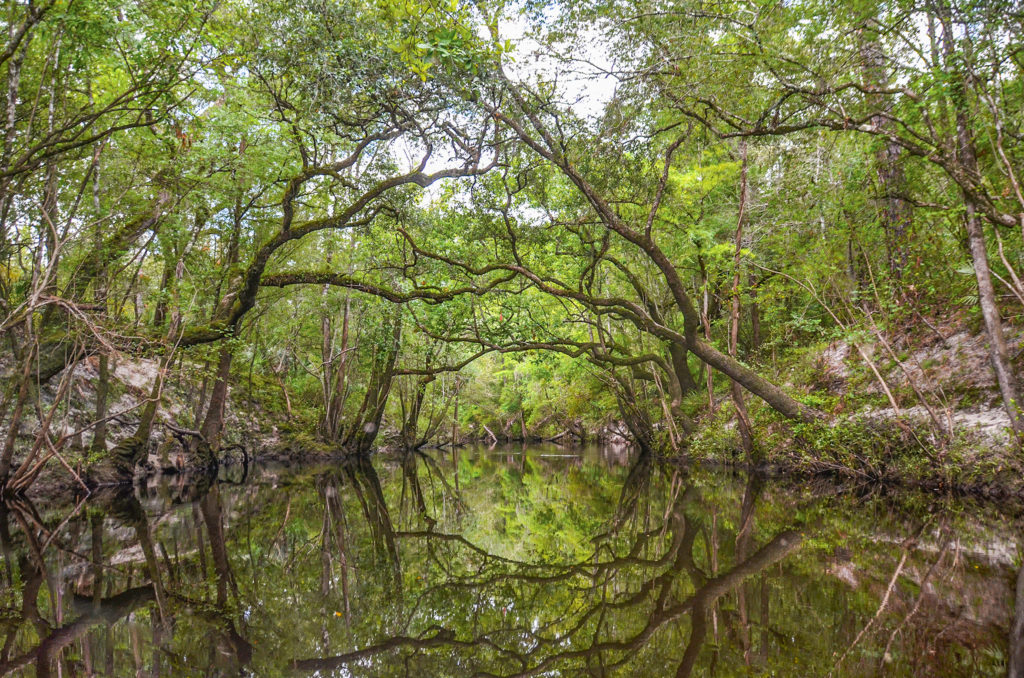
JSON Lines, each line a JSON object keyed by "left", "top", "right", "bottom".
{"left": 1, "top": 0, "right": 1023, "bottom": 490}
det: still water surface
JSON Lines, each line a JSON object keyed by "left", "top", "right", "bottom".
{"left": 0, "top": 444, "right": 1018, "bottom": 676}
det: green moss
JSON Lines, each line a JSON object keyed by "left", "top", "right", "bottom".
{"left": 280, "top": 429, "right": 336, "bottom": 456}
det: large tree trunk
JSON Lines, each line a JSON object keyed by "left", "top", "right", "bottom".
{"left": 195, "top": 346, "right": 233, "bottom": 467}
{"left": 344, "top": 310, "right": 402, "bottom": 455}
{"left": 662, "top": 345, "right": 695, "bottom": 436}
{"left": 400, "top": 377, "right": 431, "bottom": 451}
{"left": 877, "top": 138, "right": 913, "bottom": 279}
{"left": 859, "top": 18, "right": 912, "bottom": 279}
{"left": 668, "top": 343, "right": 699, "bottom": 395}
{"left": 691, "top": 340, "right": 820, "bottom": 423}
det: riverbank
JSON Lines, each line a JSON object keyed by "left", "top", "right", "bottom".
{"left": 685, "top": 317, "right": 1024, "bottom": 501}
{"left": 6, "top": 315, "right": 1023, "bottom": 504}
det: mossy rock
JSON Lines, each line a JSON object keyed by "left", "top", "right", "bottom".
{"left": 85, "top": 436, "right": 146, "bottom": 486}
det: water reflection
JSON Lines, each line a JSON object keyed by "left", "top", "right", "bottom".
{"left": 0, "top": 446, "right": 1016, "bottom": 676}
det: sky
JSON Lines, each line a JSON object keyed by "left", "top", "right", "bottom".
{"left": 394, "top": 4, "right": 619, "bottom": 182}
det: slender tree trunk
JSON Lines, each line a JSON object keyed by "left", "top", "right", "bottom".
{"left": 193, "top": 196, "right": 245, "bottom": 463}
{"left": 699, "top": 256, "right": 715, "bottom": 409}
{"left": 91, "top": 353, "right": 109, "bottom": 453}
{"left": 962, "top": 200, "right": 1022, "bottom": 438}
{"left": 91, "top": 173, "right": 110, "bottom": 453}
{"left": 319, "top": 296, "right": 334, "bottom": 438}
{"left": 748, "top": 274, "right": 761, "bottom": 352}
{"left": 0, "top": 378, "right": 30, "bottom": 486}
{"left": 278, "top": 377, "right": 292, "bottom": 418}
{"left": 1011, "top": 560, "right": 1024, "bottom": 678}
{"left": 730, "top": 142, "right": 755, "bottom": 458}
{"left": 152, "top": 258, "right": 173, "bottom": 328}
{"left": 939, "top": 3, "right": 1024, "bottom": 440}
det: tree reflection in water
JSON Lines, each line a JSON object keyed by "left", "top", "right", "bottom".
{"left": 0, "top": 446, "right": 1015, "bottom": 677}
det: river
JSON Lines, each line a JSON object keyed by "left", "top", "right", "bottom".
{"left": 0, "top": 444, "right": 1017, "bottom": 676}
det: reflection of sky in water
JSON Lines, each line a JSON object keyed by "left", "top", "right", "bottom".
{"left": 0, "top": 446, "right": 1015, "bottom": 677}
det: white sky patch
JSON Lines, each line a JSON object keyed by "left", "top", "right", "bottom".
{"left": 392, "top": 7, "right": 619, "bottom": 208}
{"left": 499, "top": 12, "right": 619, "bottom": 122}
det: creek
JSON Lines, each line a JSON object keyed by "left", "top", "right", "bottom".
{"left": 0, "top": 444, "right": 1017, "bottom": 676}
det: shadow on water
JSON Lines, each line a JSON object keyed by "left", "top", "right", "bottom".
{"left": 0, "top": 445, "right": 1018, "bottom": 676}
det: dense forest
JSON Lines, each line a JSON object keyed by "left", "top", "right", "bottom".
{"left": 1, "top": 0, "right": 1023, "bottom": 494}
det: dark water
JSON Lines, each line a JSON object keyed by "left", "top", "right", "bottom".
{"left": 0, "top": 444, "right": 1018, "bottom": 677}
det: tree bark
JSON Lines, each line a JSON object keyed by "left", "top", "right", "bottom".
{"left": 668, "top": 343, "right": 699, "bottom": 395}
{"left": 939, "top": 3, "right": 1024, "bottom": 440}
{"left": 1011, "top": 561, "right": 1024, "bottom": 678}
{"left": 730, "top": 142, "right": 756, "bottom": 458}
{"left": 691, "top": 340, "right": 820, "bottom": 422}
{"left": 91, "top": 353, "right": 110, "bottom": 453}
{"left": 196, "top": 346, "right": 233, "bottom": 466}
{"left": 344, "top": 309, "right": 402, "bottom": 455}
{"left": 962, "top": 199, "right": 1022, "bottom": 438}
{"left": 0, "top": 325, "right": 38, "bottom": 488}
{"left": 400, "top": 376, "right": 430, "bottom": 450}
{"left": 324, "top": 296, "right": 351, "bottom": 440}
{"left": 859, "top": 17, "right": 912, "bottom": 278}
